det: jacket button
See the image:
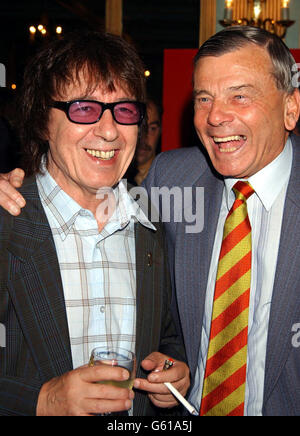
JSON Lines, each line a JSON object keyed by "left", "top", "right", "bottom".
{"left": 147, "top": 253, "right": 153, "bottom": 267}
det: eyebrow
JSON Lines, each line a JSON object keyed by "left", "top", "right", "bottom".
{"left": 193, "top": 89, "right": 211, "bottom": 98}
{"left": 193, "top": 84, "right": 256, "bottom": 97}
{"left": 63, "top": 96, "right": 137, "bottom": 103}
{"left": 227, "top": 84, "right": 255, "bottom": 92}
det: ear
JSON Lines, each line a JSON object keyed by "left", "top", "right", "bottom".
{"left": 284, "top": 88, "right": 300, "bottom": 131}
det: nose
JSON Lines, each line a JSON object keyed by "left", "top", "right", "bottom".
{"left": 92, "top": 108, "right": 119, "bottom": 142}
{"left": 207, "top": 99, "right": 234, "bottom": 127}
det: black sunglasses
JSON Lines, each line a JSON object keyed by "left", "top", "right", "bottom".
{"left": 51, "top": 100, "right": 146, "bottom": 126}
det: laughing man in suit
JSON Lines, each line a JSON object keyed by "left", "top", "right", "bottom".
{"left": 144, "top": 27, "right": 300, "bottom": 416}
{"left": 0, "top": 30, "right": 189, "bottom": 416}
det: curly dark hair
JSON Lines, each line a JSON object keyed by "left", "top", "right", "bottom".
{"left": 18, "top": 30, "right": 146, "bottom": 176}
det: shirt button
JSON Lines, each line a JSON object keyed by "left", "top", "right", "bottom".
{"left": 100, "top": 306, "right": 106, "bottom": 313}
{"left": 79, "top": 209, "right": 91, "bottom": 217}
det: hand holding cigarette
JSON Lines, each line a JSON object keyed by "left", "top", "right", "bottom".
{"left": 163, "top": 358, "right": 198, "bottom": 415}
{"left": 133, "top": 351, "right": 190, "bottom": 409}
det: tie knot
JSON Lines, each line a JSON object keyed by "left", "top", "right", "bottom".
{"left": 233, "top": 181, "right": 255, "bottom": 201}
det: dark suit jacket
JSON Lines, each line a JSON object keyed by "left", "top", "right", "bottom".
{"left": 0, "top": 176, "right": 186, "bottom": 416}
{"left": 144, "top": 134, "right": 300, "bottom": 416}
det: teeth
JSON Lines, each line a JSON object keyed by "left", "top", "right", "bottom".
{"left": 214, "top": 135, "right": 246, "bottom": 143}
{"left": 219, "top": 147, "right": 238, "bottom": 153}
{"left": 86, "top": 149, "right": 115, "bottom": 159}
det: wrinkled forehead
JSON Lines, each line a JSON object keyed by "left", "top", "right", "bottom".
{"left": 53, "top": 65, "right": 134, "bottom": 100}
{"left": 193, "top": 45, "right": 276, "bottom": 89}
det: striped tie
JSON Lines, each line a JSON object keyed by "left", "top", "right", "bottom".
{"left": 200, "top": 181, "right": 254, "bottom": 416}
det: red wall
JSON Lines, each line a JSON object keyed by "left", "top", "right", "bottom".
{"left": 162, "top": 48, "right": 300, "bottom": 152}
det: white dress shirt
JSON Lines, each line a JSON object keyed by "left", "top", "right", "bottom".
{"left": 189, "top": 138, "right": 293, "bottom": 416}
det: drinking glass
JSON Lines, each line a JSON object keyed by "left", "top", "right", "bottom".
{"left": 89, "top": 346, "right": 136, "bottom": 389}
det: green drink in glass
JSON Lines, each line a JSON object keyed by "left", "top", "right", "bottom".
{"left": 89, "top": 347, "right": 136, "bottom": 390}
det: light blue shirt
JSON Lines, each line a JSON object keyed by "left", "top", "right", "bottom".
{"left": 189, "top": 138, "right": 293, "bottom": 416}
{"left": 37, "top": 168, "right": 155, "bottom": 370}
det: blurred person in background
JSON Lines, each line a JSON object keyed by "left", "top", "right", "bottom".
{"left": 126, "top": 98, "right": 162, "bottom": 185}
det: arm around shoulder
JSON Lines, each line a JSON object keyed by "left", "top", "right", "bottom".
{"left": 0, "top": 168, "right": 26, "bottom": 216}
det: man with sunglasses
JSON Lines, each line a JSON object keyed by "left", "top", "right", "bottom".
{"left": 0, "top": 30, "right": 189, "bottom": 416}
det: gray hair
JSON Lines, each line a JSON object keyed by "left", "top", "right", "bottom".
{"left": 194, "top": 26, "right": 296, "bottom": 94}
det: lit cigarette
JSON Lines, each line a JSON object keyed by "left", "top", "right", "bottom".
{"left": 164, "top": 382, "right": 198, "bottom": 416}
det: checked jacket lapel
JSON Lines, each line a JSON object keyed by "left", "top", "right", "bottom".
{"left": 4, "top": 176, "right": 72, "bottom": 382}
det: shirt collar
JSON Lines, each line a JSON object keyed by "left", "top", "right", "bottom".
{"left": 115, "top": 179, "right": 156, "bottom": 231}
{"left": 224, "top": 137, "right": 293, "bottom": 211}
{"left": 36, "top": 168, "right": 84, "bottom": 240}
{"left": 36, "top": 165, "right": 156, "bottom": 241}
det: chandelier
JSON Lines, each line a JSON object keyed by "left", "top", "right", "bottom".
{"left": 220, "top": 0, "right": 295, "bottom": 39}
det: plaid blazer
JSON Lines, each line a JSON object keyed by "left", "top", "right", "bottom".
{"left": 0, "top": 176, "right": 186, "bottom": 416}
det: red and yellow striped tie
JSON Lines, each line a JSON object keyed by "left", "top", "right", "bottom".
{"left": 200, "top": 181, "right": 254, "bottom": 416}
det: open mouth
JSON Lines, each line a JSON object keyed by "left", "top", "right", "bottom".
{"left": 85, "top": 149, "right": 116, "bottom": 160}
{"left": 213, "top": 135, "right": 247, "bottom": 153}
